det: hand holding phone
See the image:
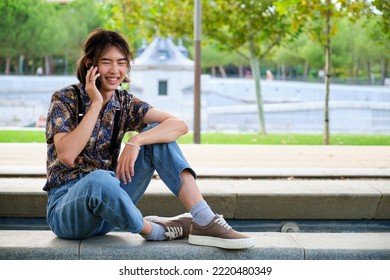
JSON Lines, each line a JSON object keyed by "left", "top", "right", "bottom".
{"left": 87, "top": 64, "right": 101, "bottom": 88}
{"left": 85, "top": 65, "right": 103, "bottom": 106}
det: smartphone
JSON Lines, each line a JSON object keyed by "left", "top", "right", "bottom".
{"left": 88, "top": 63, "right": 101, "bottom": 88}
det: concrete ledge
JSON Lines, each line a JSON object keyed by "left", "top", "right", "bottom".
{"left": 188, "top": 167, "right": 390, "bottom": 179}
{"left": 0, "top": 230, "right": 80, "bottom": 260}
{"left": 232, "top": 179, "right": 386, "bottom": 219}
{"left": 1, "top": 230, "right": 389, "bottom": 260}
{"left": 372, "top": 181, "right": 390, "bottom": 219}
{"left": 289, "top": 232, "right": 390, "bottom": 260}
{"left": 1, "top": 178, "right": 389, "bottom": 219}
{"left": 0, "top": 166, "right": 46, "bottom": 177}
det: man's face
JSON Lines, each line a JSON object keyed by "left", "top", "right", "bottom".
{"left": 97, "top": 46, "right": 129, "bottom": 94}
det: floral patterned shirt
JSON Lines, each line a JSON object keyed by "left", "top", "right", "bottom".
{"left": 44, "top": 83, "right": 151, "bottom": 190}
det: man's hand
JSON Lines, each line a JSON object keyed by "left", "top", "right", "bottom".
{"left": 85, "top": 66, "right": 103, "bottom": 106}
{"left": 115, "top": 143, "right": 140, "bottom": 184}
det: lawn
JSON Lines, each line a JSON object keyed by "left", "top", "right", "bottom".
{"left": 1, "top": 129, "right": 389, "bottom": 145}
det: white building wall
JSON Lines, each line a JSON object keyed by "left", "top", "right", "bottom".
{"left": 1, "top": 72, "right": 389, "bottom": 134}
{"left": 131, "top": 69, "right": 193, "bottom": 117}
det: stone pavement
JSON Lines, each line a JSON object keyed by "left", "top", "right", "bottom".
{"left": 0, "top": 143, "right": 389, "bottom": 260}
{"left": 1, "top": 143, "right": 390, "bottom": 168}
{"left": 1, "top": 230, "right": 390, "bottom": 260}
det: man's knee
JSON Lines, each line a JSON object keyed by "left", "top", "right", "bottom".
{"left": 86, "top": 170, "right": 116, "bottom": 182}
{"left": 84, "top": 170, "right": 118, "bottom": 191}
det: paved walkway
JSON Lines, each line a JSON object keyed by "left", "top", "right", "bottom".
{"left": 1, "top": 230, "right": 389, "bottom": 260}
{"left": 1, "top": 143, "right": 390, "bottom": 168}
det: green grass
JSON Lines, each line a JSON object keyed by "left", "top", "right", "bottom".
{"left": 1, "top": 129, "right": 389, "bottom": 145}
{"left": 0, "top": 130, "right": 46, "bottom": 143}
{"left": 177, "top": 133, "right": 390, "bottom": 145}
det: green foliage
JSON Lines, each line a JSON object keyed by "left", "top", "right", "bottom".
{"left": 202, "top": 0, "right": 291, "bottom": 60}
{"left": 372, "top": 0, "right": 390, "bottom": 40}
{"left": 201, "top": 43, "right": 248, "bottom": 68}
{"left": 273, "top": 33, "right": 324, "bottom": 68}
{"left": 271, "top": 13, "right": 388, "bottom": 80}
{"left": 0, "top": 0, "right": 102, "bottom": 75}
{"left": 0, "top": 0, "right": 387, "bottom": 81}
{"left": 0, "top": 0, "right": 31, "bottom": 57}
{"left": 275, "top": 0, "right": 372, "bottom": 46}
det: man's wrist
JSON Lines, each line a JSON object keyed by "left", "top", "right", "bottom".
{"left": 125, "top": 141, "right": 141, "bottom": 150}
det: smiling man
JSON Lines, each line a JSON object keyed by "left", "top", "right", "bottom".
{"left": 43, "top": 29, "right": 255, "bottom": 250}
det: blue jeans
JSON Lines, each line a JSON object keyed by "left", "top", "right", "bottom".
{"left": 46, "top": 124, "right": 195, "bottom": 239}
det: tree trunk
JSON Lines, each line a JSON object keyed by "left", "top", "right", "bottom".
{"left": 13, "top": 60, "right": 19, "bottom": 75}
{"left": 211, "top": 67, "right": 216, "bottom": 77}
{"left": 281, "top": 64, "right": 286, "bottom": 80}
{"left": 355, "top": 61, "right": 360, "bottom": 80}
{"left": 380, "top": 56, "right": 388, "bottom": 86}
{"left": 304, "top": 61, "right": 310, "bottom": 81}
{"left": 348, "top": 65, "right": 354, "bottom": 84}
{"left": 5, "top": 57, "right": 11, "bottom": 75}
{"left": 249, "top": 54, "right": 266, "bottom": 134}
{"left": 45, "top": 56, "right": 51, "bottom": 75}
{"left": 64, "top": 51, "right": 69, "bottom": 75}
{"left": 19, "top": 55, "right": 24, "bottom": 75}
{"left": 238, "top": 62, "right": 244, "bottom": 78}
{"left": 323, "top": 0, "right": 331, "bottom": 145}
{"left": 367, "top": 60, "right": 372, "bottom": 85}
{"left": 29, "top": 56, "right": 34, "bottom": 75}
{"left": 218, "top": 65, "right": 226, "bottom": 77}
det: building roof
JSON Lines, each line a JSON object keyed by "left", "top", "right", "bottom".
{"left": 132, "top": 37, "right": 194, "bottom": 71}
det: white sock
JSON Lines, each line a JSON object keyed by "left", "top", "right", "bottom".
{"left": 190, "top": 200, "right": 215, "bottom": 226}
{"left": 141, "top": 222, "right": 166, "bottom": 241}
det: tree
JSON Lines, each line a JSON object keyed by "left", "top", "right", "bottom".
{"left": 273, "top": 32, "right": 324, "bottom": 81}
{"left": 201, "top": 0, "right": 291, "bottom": 134}
{"left": 61, "top": 0, "right": 102, "bottom": 74}
{"left": 99, "top": 0, "right": 146, "bottom": 52}
{"left": 200, "top": 43, "right": 248, "bottom": 77}
{"left": 105, "top": 0, "right": 291, "bottom": 134}
{"left": 276, "top": 0, "right": 371, "bottom": 144}
{"left": 98, "top": 0, "right": 188, "bottom": 53}
{"left": 351, "top": 17, "right": 386, "bottom": 84}
{"left": 0, "top": 0, "right": 31, "bottom": 74}
{"left": 370, "top": 1, "right": 390, "bottom": 85}
{"left": 0, "top": 0, "right": 102, "bottom": 75}
{"left": 372, "top": 0, "right": 390, "bottom": 39}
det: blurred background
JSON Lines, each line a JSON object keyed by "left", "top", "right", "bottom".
{"left": 0, "top": 0, "right": 389, "bottom": 139}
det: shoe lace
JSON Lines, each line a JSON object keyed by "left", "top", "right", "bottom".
{"left": 214, "top": 215, "right": 232, "bottom": 230}
{"left": 165, "top": 226, "right": 183, "bottom": 240}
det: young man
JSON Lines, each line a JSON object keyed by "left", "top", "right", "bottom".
{"left": 44, "top": 29, "right": 255, "bottom": 250}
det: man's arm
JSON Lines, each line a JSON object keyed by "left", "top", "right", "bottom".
{"left": 129, "top": 108, "right": 188, "bottom": 147}
{"left": 115, "top": 108, "right": 188, "bottom": 184}
{"left": 54, "top": 67, "right": 103, "bottom": 167}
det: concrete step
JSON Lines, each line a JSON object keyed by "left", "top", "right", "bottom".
{"left": 1, "top": 177, "right": 389, "bottom": 220}
{"left": 1, "top": 230, "right": 389, "bottom": 260}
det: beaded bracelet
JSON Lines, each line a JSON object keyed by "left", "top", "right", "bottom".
{"left": 125, "top": 142, "right": 141, "bottom": 150}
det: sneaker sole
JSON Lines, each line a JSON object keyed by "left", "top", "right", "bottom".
{"left": 188, "top": 234, "right": 256, "bottom": 250}
{"left": 144, "top": 212, "right": 192, "bottom": 222}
